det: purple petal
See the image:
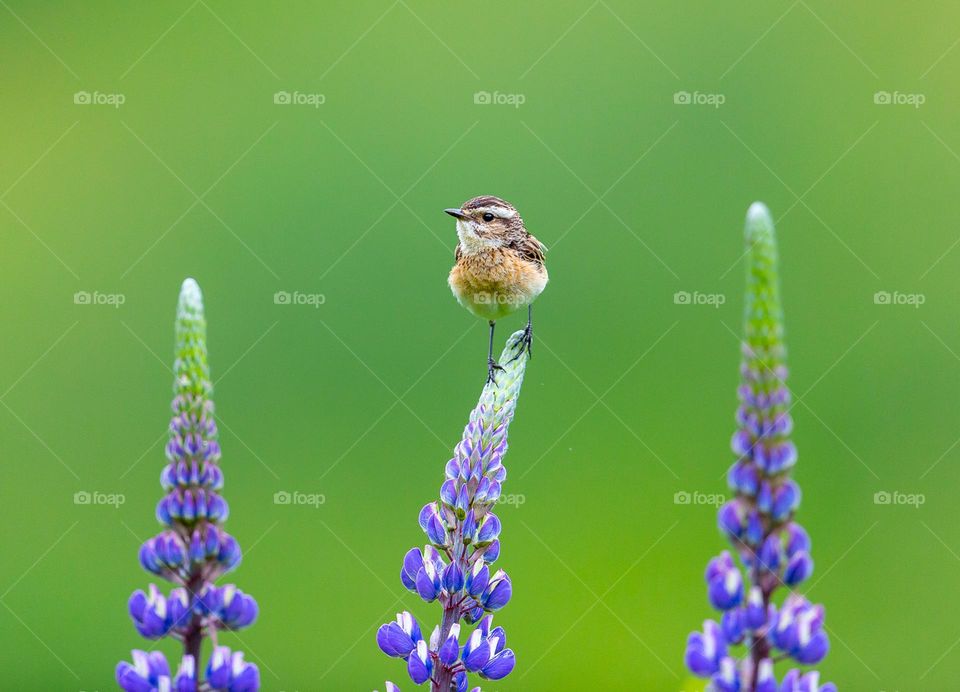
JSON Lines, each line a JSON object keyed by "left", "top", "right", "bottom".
{"left": 480, "top": 649, "right": 515, "bottom": 680}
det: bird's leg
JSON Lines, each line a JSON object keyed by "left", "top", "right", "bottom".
{"left": 510, "top": 305, "right": 534, "bottom": 361}
{"left": 487, "top": 320, "right": 504, "bottom": 385}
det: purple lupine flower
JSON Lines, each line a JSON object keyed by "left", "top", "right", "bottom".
{"left": 115, "top": 650, "right": 171, "bottom": 691}
{"left": 377, "top": 331, "right": 530, "bottom": 690}
{"left": 683, "top": 205, "right": 835, "bottom": 690}
{"left": 117, "top": 279, "right": 260, "bottom": 691}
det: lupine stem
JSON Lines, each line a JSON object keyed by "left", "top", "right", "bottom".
{"left": 747, "top": 568, "right": 771, "bottom": 689}
{"left": 184, "top": 571, "right": 205, "bottom": 664}
{"left": 377, "top": 331, "right": 529, "bottom": 690}
{"left": 433, "top": 606, "right": 459, "bottom": 691}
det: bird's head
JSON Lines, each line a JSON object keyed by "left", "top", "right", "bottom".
{"left": 444, "top": 196, "right": 524, "bottom": 252}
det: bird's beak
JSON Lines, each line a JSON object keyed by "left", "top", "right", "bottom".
{"left": 444, "top": 208, "right": 468, "bottom": 220}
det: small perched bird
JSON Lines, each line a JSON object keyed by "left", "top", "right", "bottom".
{"left": 445, "top": 196, "right": 548, "bottom": 384}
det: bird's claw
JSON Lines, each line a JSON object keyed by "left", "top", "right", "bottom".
{"left": 487, "top": 358, "right": 505, "bottom": 386}
{"left": 509, "top": 323, "right": 534, "bottom": 362}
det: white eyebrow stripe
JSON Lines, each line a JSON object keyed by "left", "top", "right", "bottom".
{"left": 474, "top": 205, "right": 517, "bottom": 219}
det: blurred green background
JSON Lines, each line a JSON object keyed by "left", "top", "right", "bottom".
{"left": 1, "top": 1, "right": 958, "bottom": 689}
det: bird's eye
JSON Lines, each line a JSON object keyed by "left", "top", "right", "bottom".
{"left": 482, "top": 212, "right": 494, "bottom": 222}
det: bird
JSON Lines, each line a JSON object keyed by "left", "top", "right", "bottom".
{"left": 445, "top": 196, "right": 548, "bottom": 384}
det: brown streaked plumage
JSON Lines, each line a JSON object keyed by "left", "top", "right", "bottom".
{"left": 444, "top": 196, "right": 548, "bottom": 383}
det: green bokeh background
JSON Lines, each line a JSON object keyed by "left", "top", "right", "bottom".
{"left": 2, "top": 1, "right": 959, "bottom": 689}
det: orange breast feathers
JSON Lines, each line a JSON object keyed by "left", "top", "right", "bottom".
{"left": 449, "top": 248, "right": 548, "bottom": 318}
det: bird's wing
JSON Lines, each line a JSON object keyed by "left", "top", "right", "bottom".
{"left": 511, "top": 233, "right": 546, "bottom": 266}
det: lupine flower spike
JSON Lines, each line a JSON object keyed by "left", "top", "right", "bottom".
{"left": 377, "top": 331, "right": 529, "bottom": 691}
{"left": 684, "top": 204, "right": 835, "bottom": 691}
{"left": 117, "top": 279, "right": 260, "bottom": 692}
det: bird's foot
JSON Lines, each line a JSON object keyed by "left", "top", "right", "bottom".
{"left": 487, "top": 358, "right": 505, "bottom": 386}
{"left": 509, "top": 322, "right": 533, "bottom": 362}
